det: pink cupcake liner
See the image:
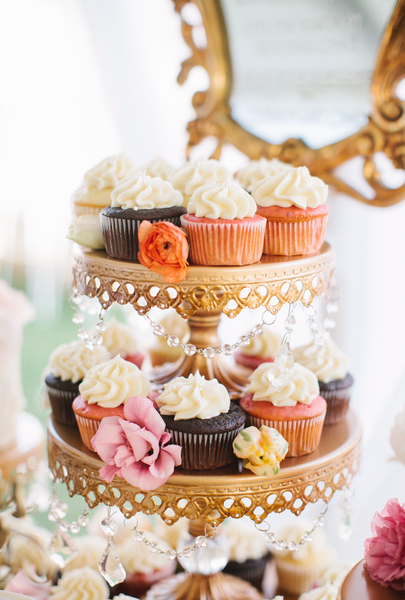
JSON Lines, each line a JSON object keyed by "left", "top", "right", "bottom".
{"left": 234, "top": 352, "right": 275, "bottom": 371}
{"left": 247, "top": 413, "right": 325, "bottom": 457}
{"left": 168, "top": 427, "right": 245, "bottom": 470}
{"left": 74, "top": 415, "right": 101, "bottom": 451}
{"left": 262, "top": 214, "right": 328, "bottom": 256}
{"left": 181, "top": 216, "right": 265, "bottom": 266}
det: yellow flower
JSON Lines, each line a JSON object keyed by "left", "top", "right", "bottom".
{"left": 233, "top": 425, "right": 288, "bottom": 476}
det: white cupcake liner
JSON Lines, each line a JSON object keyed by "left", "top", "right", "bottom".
{"left": 247, "top": 414, "right": 325, "bottom": 457}
{"left": 73, "top": 204, "right": 105, "bottom": 217}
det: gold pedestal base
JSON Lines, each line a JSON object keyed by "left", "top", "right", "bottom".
{"left": 146, "top": 572, "right": 263, "bottom": 600}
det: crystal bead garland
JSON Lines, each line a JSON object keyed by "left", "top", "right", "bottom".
{"left": 98, "top": 507, "right": 126, "bottom": 586}
{"left": 70, "top": 290, "right": 108, "bottom": 350}
{"left": 47, "top": 483, "right": 90, "bottom": 568}
{"left": 143, "top": 310, "right": 277, "bottom": 359}
{"left": 255, "top": 502, "right": 329, "bottom": 550}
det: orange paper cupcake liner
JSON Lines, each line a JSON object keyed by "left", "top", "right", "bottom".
{"left": 181, "top": 215, "right": 265, "bottom": 266}
{"left": 276, "top": 560, "right": 323, "bottom": 595}
{"left": 262, "top": 214, "right": 328, "bottom": 256}
{"left": 247, "top": 413, "right": 325, "bottom": 457}
{"left": 74, "top": 415, "right": 101, "bottom": 451}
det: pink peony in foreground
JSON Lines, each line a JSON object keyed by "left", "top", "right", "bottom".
{"left": 364, "top": 498, "right": 405, "bottom": 591}
{"left": 92, "top": 396, "right": 182, "bottom": 491}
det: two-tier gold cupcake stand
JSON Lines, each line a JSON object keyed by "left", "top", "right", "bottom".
{"left": 47, "top": 242, "right": 361, "bottom": 600}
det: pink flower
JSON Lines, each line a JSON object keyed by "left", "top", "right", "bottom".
{"left": 5, "top": 567, "right": 52, "bottom": 600}
{"left": 92, "top": 396, "right": 182, "bottom": 491}
{"left": 364, "top": 498, "right": 405, "bottom": 591}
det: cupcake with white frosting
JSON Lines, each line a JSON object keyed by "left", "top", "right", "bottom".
{"left": 273, "top": 521, "right": 334, "bottom": 595}
{"left": 181, "top": 178, "right": 266, "bottom": 266}
{"left": 235, "top": 158, "right": 295, "bottom": 193}
{"left": 294, "top": 338, "right": 354, "bottom": 424}
{"left": 141, "top": 156, "right": 175, "bottom": 181}
{"left": 71, "top": 153, "right": 136, "bottom": 217}
{"left": 171, "top": 157, "right": 231, "bottom": 207}
{"left": 101, "top": 318, "right": 144, "bottom": 369}
{"left": 72, "top": 355, "right": 151, "bottom": 450}
{"left": 156, "top": 371, "right": 246, "bottom": 470}
{"left": 114, "top": 531, "right": 176, "bottom": 598}
{"left": 50, "top": 567, "right": 109, "bottom": 600}
{"left": 252, "top": 165, "right": 329, "bottom": 256}
{"left": 240, "top": 355, "right": 326, "bottom": 456}
{"left": 45, "top": 341, "right": 111, "bottom": 426}
{"left": 235, "top": 327, "right": 281, "bottom": 371}
{"left": 100, "top": 171, "right": 186, "bottom": 261}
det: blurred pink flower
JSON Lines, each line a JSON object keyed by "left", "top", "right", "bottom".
{"left": 364, "top": 498, "right": 405, "bottom": 591}
{"left": 5, "top": 567, "right": 52, "bottom": 600}
{"left": 92, "top": 396, "right": 182, "bottom": 491}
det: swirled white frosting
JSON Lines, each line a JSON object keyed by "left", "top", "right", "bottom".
{"left": 157, "top": 371, "right": 230, "bottom": 420}
{"left": 116, "top": 532, "right": 170, "bottom": 574}
{"left": 240, "top": 328, "right": 281, "bottom": 358}
{"left": 188, "top": 179, "right": 256, "bottom": 220}
{"left": 390, "top": 404, "right": 405, "bottom": 465}
{"left": 48, "top": 341, "right": 111, "bottom": 384}
{"left": 101, "top": 319, "right": 139, "bottom": 356}
{"left": 63, "top": 536, "right": 106, "bottom": 572}
{"left": 223, "top": 516, "right": 269, "bottom": 562}
{"left": 141, "top": 156, "right": 175, "bottom": 180}
{"left": 236, "top": 158, "right": 294, "bottom": 192}
{"left": 50, "top": 567, "right": 109, "bottom": 600}
{"left": 79, "top": 355, "right": 151, "bottom": 408}
{"left": 274, "top": 521, "right": 333, "bottom": 566}
{"left": 248, "top": 355, "right": 319, "bottom": 406}
{"left": 170, "top": 158, "right": 231, "bottom": 204}
{"left": 84, "top": 153, "right": 136, "bottom": 191}
{"left": 293, "top": 339, "right": 348, "bottom": 383}
{"left": 319, "top": 562, "right": 355, "bottom": 588}
{"left": 111, "top": 172, "right": 183, "bottom": 210}
{"left": 299, "top": 584, "right": 339, "bottom": 600}
{"left": 252, "top": 166, "right": 328, "bottom": 209}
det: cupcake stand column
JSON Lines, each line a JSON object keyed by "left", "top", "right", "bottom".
{"left": 46, "top": 242, "right": 362, "bottom": 600}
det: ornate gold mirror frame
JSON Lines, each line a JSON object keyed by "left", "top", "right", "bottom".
{"left": 173, "top": 0, "right": 405, "bottom": 207}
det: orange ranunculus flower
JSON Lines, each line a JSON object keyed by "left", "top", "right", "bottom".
{"left": 137, "top": 220, "right": 189, "bottom": 283}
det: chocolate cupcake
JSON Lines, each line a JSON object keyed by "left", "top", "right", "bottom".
{"left": 100, "top": 172, "right": 186, "bottom": 261}
{"left": 156, "top": 372, "right": 246, "bottom": 470}
{"left": 294, "top": 338, "right": 354, "bottom": 425}
{"left": 45, "top": 341, "right": 111, "bottom": 426}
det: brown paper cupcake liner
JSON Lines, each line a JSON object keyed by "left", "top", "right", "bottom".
{"left": 275, "top": 559, "right": 322, "bottom": 595}
{"left": 182, "top": 217, "right": 265, "bottom": 266}
{"left": 321, "top": 385, "right": 352, "bottom": 425}
{"left": 223, "top": 555, "right": 271, "bottom": 590}
{"left": 168, "top": 426, "right": 245, "bottom": 470}
{"left": 247, "top": 413, "right": 325, "bottom": 457}
{"left": 262, "top": 214, "right": 328, "bottom": 256}
{"left": 47, "top": 387, "right": 79, "bottom": 427}
{"left": 101, "top": 213, "right": 184, "bottom": 261}
{"left": 75, "top": 415, "right": 101, "bottom": 451}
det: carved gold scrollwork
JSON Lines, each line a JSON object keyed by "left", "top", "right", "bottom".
{"left": 173, "top": 0, "right": 405, "bottom": 207}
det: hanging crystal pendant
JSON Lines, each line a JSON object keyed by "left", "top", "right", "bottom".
{"left": 98, "top": 538, "right": 126, "bottom": 586}
{"left": 49, "top": 528, "right": 78, "bottom": 568}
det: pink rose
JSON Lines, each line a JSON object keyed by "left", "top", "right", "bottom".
{"left": 5, "top": 567, "right": 52, "bottom": 600}
{"left": 364, "top": 498, "right": 405, "bottom": 591}
{"left": 92, "top": 396, "right": 182, "bottom": 491}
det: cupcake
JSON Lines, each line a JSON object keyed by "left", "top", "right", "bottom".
{"left": 49, "top": 567, "right": 109, "bottom": 600}
{"left": 235, "top": 327, "right": 281, "bottom": 371}
{"left": 72, "top": 355, "right": 151, "bottom": 450}
{"left": 71, "top": 153, "right": 136, "bottom": 217}
{"left": 240, "top": 355, "right": 326, "bottom": 457}
{"left": 45, "top": 341, "right": 111, "bottom": 426}
{"left": 156, "top": 371, "right": 246, "bottom": 470}
{"left": 170, "top": 157, "right": 231, "bottom": 207}
{"left": 294, "top": 338, "right": 354, "bottom": 424}
{"left": 252, "top": 166, "right": 329, "bottom": 256}
{"left": 181, "top": 179, "right": 266, "bottom": 266}
{"left": 148, "top": 309, "right": 189, "bottom": 367}
{"left": 222, "top": 516, "right": 274, "bottom": 591}
{"left": 141, "top": 156, "right": 175, "bottom": 180}
{"left": 62, "top": 535, "right": 106, "bottom": 573}
{"left": 114, "top": 531, "right": 176, "bottom": 598}
{"left": 101, "top": 318, "right": 144, "bottom": 369}
{"left": 100, "top": 172, "right": 186, "bottom": 261}
{"left": 273, "top": 520, "right": 334, "bottom": 595}
{"left": 235, "top": 157, "right": 295, "bottom": 193}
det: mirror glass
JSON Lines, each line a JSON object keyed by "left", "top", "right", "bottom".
{"left": 221, "top": 0, "right": 397, "bottom": 148}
